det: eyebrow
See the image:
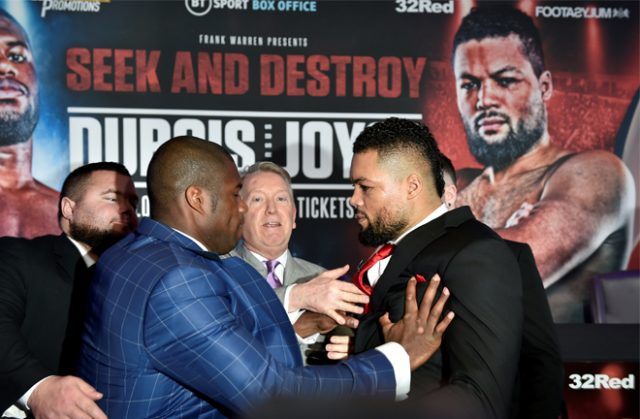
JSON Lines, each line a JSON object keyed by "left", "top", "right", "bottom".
{"left": 458, "top": 66, "right": 523, "bottom": 80}
{"left": 490, "top": 66, "right": 523, "bottom": 77}
{"left": 101, "top": 189, "right": 135, "bottom": 199}
{"left": 3, "top": 40, "right": 30, "bottom": 49}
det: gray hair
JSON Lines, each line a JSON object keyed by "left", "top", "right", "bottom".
{"left": 240, "top": 161, "right": 294, "bottom": 198}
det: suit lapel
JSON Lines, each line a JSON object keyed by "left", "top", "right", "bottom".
{"left": 53, "top": 234, "right": 85, "bottom": 284}
{"left": 372, "top": 207, "right": 475, "bottom": 307}
{"left": 282, "top": 250, "right": 301, "bottom": 287}
{"left": 233, "top": 243, "right": 268, "bottom": 276}
{"left": 369, "top": 213, "right": 448, "bottom": 311}
{"left": 355, "top": 207, "right": 475, "bottom": 352}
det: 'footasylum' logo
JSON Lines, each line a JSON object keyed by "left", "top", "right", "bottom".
{"left": 40, "top": 0, "right": 102, "bottom": 18}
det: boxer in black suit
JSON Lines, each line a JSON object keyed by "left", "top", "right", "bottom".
{"left": 349, "top": 118, "right": 523, "bottom": 419}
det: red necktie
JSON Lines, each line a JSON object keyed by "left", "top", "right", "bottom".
{"left": 353, "top": 243, "right": 395, "bottom": 313}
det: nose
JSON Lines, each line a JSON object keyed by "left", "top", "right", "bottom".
{"left": 476, "top": 80, "right": 499, "bottom": 111}
{"left": 120, "top": 198, "right": 137, "bottom": 218}
{"left": 239, "top": 199, "right": 248, "bottom": 214}
{"left": 0, "top": 52, "right": 17, "bottom": 77}
{"left": 349, "top": 188, "right": 361, "bottom": 209}
{"left": 265, "top": 197, "right": 276, "bottom": 214}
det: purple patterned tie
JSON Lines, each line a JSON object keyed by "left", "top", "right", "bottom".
{"left": 265, "top": 260, "right": 282, "bottom": 289}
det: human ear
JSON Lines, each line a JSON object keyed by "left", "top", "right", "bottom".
{"left": 539, "top": 70, "right": 553, "bottom": 101}
{"left": 185, "top": 185, "right": 206, "bottom": 214}
{"left": 60, "top": 197, "right": 76, "bottom": 220}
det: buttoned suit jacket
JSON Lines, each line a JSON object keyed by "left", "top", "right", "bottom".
{"left": 230, "top": 243, "right": 325, "bottom": 305}
{"left": 78, "top": 218, "right": 397, "bottom": 419}
{"left": 0, "top": 235, "right": 88, "bottom": 411}
{"left": 353, "top": 207, "right": 524, "bottom": 419}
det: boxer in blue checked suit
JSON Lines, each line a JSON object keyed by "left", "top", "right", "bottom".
{"left": 77, "top": 136, "right": 453, "bottom": 418}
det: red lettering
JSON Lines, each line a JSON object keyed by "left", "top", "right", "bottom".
{"left": 260, "top": 54, "right": 284, "bottom": 96}
{"left": 286, "top": 55, "right": 305, "bottom": 96}
{"left": 171, "top": 51, "right": 196, "bottom": 93}
{"left": 330, "top": 56, "right": 351, "bottom": 97}
{"left": 93, "top": 48, "right": 113, "bottom": 92}
{"left": 353, "top": 56, "right": 376, "bottom": 97}
{"left": 403, "top": 57, "right": 426, "bottom": 98}
{"left": 378, "top": 56, "right": 401, "bottom": 98}
{"left": 225, "top": 53, "right": 249, "bottom": 95}
{"left": 114, "top": 49, "right": 134, "bottom": 92}
{"left": 306, "top": 55, "right": 329, "bottom": 97}
{"left": 136, "top": 50, "right": 161, "bottom": 93}
{"left": 198, "top": 52, "right": 222, "bottom": 94}
{"left": 66, "top": 48, "right": 91, "bottom": 91}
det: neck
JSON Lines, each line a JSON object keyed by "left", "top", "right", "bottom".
{"left": 0, "top": 139, "right": 34, "bottom": 188}
{"left": 244, "top": 242, "right": 286, "bottom": 261}
{"left": 398, "top": 198, "right": 443, "bottom": 237}
{"left": 491, "top": 132, "right": 566, "bottom": 183}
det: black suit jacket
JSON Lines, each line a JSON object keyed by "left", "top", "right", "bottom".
{"left": 354, "top": 207, "right": 523, "bottom": 419}
{"left": 505, "top": 241, "right": 563, "bottom": 419}
{"left": 0, "top": 234, "right": 88, "bottom": 411}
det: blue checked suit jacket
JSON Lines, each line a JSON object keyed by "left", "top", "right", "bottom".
{"left": 78, "top": 218, "right": 396, "bottom": 418}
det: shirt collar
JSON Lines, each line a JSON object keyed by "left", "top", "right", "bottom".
{"left": 65, "top": 235, "right": 97, "bottom": 267}
{"left": 172, "top": 228, "right": 209, "bottom": 251}
{"left": 391, "top": 203, "right": 448, "bottom": 245}
{"left": 249, "top": 248, "right": 288, "bottom": 267}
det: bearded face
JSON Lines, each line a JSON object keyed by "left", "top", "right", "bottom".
{"left": 0, "top": 16, "right": 39, "bottom": 146}
{"left": 462, "top": 94, "right": 546, "bottom": 170}
{"left": 454, "top": 35, "right": 550, "bottom": 171}
{"left": 0, "top": 87, "right": 38, "bottom": 146}
{"left": 69, "top": 221, "right": 126, "bottom": 256}
{"left": 357, "top": 207, "right": 408, "bottom": 246}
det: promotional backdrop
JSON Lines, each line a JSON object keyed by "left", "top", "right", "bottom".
{"left": 1, "top": 0, "right": 638, "bottom": 320}
{"left": 1, "top": 1, "right": 638, "bottom": 418}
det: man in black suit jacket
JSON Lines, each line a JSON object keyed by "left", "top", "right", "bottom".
{"left": 441, "top": 153, "right": 564, "bottom": 419}
{"left": 349, "top": 118, "right": 523, "bottom": 419}
{"left": 0, "top": 162, "right": 138, "bottom": 418}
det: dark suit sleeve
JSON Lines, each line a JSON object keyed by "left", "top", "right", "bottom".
{"left": 0, "top": 241, "right": 50, "bottom": 411}
{"left": 405, "top": 238, "right": 523, "bottom": 419}
{"left": 509, "top": 243, "right": 563, "bottom": 419}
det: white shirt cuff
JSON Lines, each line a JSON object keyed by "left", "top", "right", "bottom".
{"left": 296, "top": 331, "right": 320, "bottom": 345}
{"left": 18, "top": 376, "right": 51, "bottom": 410}
{"left": 374, "top": 342, "right": 410, "bottom": 400}
{"left": 283, "top": 283, "right": 296, "bottom": 313}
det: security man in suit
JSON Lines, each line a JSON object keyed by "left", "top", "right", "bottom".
{"left": 440, "top": 153, "right": 564, "bottom": 419}
{"left": 0, "top": 162, "right": 138, "bottom": 418}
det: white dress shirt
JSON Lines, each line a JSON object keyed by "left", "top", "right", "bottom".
{"left": 367, "top": 204, "right": 448, "bottom": 288}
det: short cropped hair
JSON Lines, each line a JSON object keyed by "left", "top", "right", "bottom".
{"left": 440, "top": 153, "right": 456, "bottom": 185}
{"left": 58, "top": 162, "right": 132, "bottom": 220}
{"left": 453, "top": 6, "right": 545, "bottom": 77}
{"left": 240, "top": 161, "right": 294, "bottom": 199}
{"left": 353, "top": 117, "right": 444, "bottom": 197}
